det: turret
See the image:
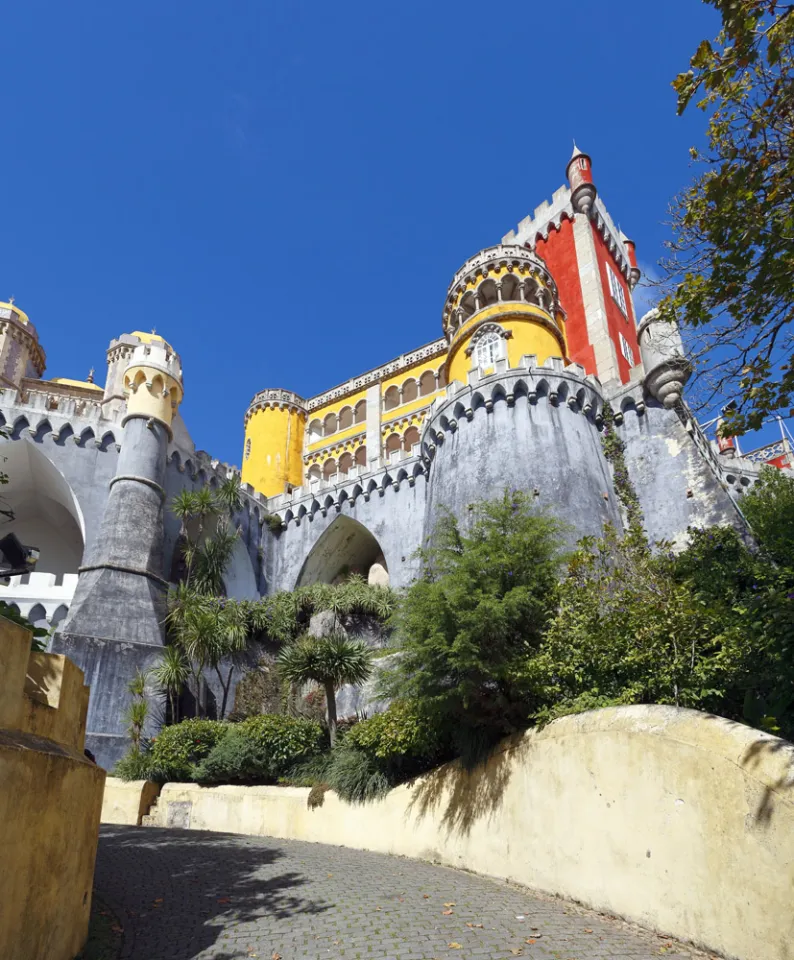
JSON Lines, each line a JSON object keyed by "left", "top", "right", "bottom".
{"left": 566, "top": 144, "right": 597, "bottom": 216}
{"left": 242, "top": 389, "right": 307, "bottom": 498}
{"left": 442, "top": 245, "right": 567, "bottom": 385}
{"left": 0, "top": 300, "right": 45, "bottom": 389}
{"left": 637, "top": 309, "right": 692, "bottom": 408}
{"left": 122, "top": 338, "right": 183, "bottom": 437}
{"left": 620, "top": 232, "right": 642, "bottom": 289}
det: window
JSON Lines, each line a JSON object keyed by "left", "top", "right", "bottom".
{"left": 244, "top": 438, "right": 252, "bottom": 460}
{"left": 619, "top": 332, "right": 635, "bottom": 366}
{"left": 475, "top": 331, "right": 501, "bottom": 368}
{"left": 607, "top": 266, "right": 628, "bottom": 315}
{"left": 579, "top": 158, "right": 587, "bottom": 170}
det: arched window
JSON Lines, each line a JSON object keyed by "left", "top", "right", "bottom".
{"left": 402, "top": 378, "right": 418, "bottom": 403}
{"left": 323, "top": 458, "right": 337, "bottom": 480}
{"left": 323, "top": 413, "right": 337, "bottom": 437}
{"left": 383, "top": 386, "right": 400, "bottom": 411}
{"left": 354, "top": 399, "right": 367, "bottom": 423}
{"left": 355, "top": 445, "right": 367, "bottom": 466}
{"left": 403, "top": 426, "right": 420, "bottom": 452}
{"left": 475, "top": 331, "right": 501, "bottom": 368}
{"left": 385, "top": 433, "right": 401, "bottom": 457}
{"left": 339, "top": 406, "right": 353, "bottom": 430}
{"left": 338, "top": 452, "right": 353, "bottom": 475}
{"left": 438, "top": 366, "right": 448, "bottom": 388}
{"left": 419, "top": 370, "right": 436, "bottom": 396}
{"left": 308, "top": 419, "right": 323, "bottom": 441}
{"left": 308, "top": 464, "right": 321, "bottom": 481}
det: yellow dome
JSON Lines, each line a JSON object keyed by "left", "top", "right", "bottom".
{"left": 0, "top": 301, "right": 30, "bottom": 325}
{"left": 130, "top": 330, "right": 173, "bottom": 350}
{"left": 51, "top": 377, "right": 103, "bottom": 392}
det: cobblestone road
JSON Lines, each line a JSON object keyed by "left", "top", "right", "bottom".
{"left": 95, "top": 826, "right": 712, "bottom": 960}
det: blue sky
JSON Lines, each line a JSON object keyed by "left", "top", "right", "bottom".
{"left": 5, "top": 0, "right": 764, "bottom": 466}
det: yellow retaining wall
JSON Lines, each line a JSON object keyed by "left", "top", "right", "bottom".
{"left": 0, "top": 617, "right": 106, "bottom": 960}
{"left": 102, "top": 778, "right": 161, "bottom": 825}
{"left": 150, "top": 705, "right": 794, "bottom": 960}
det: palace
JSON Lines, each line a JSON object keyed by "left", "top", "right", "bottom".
{"left": 0, "top": 147, "right": 787, "bottom": 768}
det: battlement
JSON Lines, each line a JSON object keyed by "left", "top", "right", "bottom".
{"left": 0, "top": 616, "right": 90, "bottom": 752}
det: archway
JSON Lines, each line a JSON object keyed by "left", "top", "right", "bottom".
{"left": 0, "top": 438, "right": 85, "bottom": 576}
{"left": 295, "top": 516, "right": 388, "bottom": 587}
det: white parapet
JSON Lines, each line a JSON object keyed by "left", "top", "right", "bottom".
{"left": 0, "top": 571, "right": 79, "bottom": 621}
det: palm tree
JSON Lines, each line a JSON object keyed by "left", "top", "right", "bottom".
{"left": 151, "top": 644, "right": 190, "bottom": 723}
{"left": 277, "top": 632, "right": 373, "bottom": 745}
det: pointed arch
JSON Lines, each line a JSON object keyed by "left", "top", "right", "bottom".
{"left": 295, "top": 515, "right": 388, "bottom": 587}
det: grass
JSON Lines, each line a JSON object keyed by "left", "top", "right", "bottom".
{"left": 74, "top": 895, "right": 122, "bottom": 960}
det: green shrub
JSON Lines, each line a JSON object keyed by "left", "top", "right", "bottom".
{"left": 112, "top": 748, "right": 153, "bottom": 782}
{"left": 194, "top": 714, "right": 324, "bottom": 784}
{"left": 149, "top": 718, "right": 229, "bottom": 781}
{"left": 346, "top": 700, "right": 443, "bottom": 765}
{"left": 322, "top": 741, "right": 391, "bottom": 804}
{"left": 239, "top": 714, "right": 325, "bottom": 774}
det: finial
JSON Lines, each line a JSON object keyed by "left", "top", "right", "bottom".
{"left": 87, "top": 367, "right": 95, "bottom": 384}
{"left": 8, "top": 296, "right": 14, "bottom": 305}
{"left": 151, "top": 327, "right": 157, "bottom": 335}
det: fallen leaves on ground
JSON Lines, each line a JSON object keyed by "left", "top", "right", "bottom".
{"left": 442, "top": 909, "right": 454, "bottom": 916}
{"left": 510, "top": 949, "right": 524, "bottom": 956}
{"left": 271, "top": 953, "right": 281, "bottom": 960}
{"left": 423, "top": 894, "right": 430, "bottom": 899}
{"left": 217, "top": 897, "right": 231, "bottom": 904}
{"left": 443, "top": 902, "right": 456, "bottom": 907}
{"left": 448, "top": 942, "right": 462, "bottom": 949}
{"left": 465, "top": 922, "right": 483, "bottom": 929}
{"left": 584, "top": 927, "right": 593, "bottom": 933}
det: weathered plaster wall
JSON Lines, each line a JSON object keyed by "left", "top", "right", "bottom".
{"left": 617, "top": 397, "right": 748, "bottom": 547}
{"left": 149, "top": 706, "right": 794, "bottom": 960}
{"left": 0, "top": 617, "right": 106, "bottom": 960}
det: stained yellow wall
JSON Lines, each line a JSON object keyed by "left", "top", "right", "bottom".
{"left": 447, "top": 304, "right": 566, "bottom": 385}
{"left": 243, "top": 406, "right": 305, "bottom": 497}
{"left": 0, "top": 617, "right": 106, "bottom": 960}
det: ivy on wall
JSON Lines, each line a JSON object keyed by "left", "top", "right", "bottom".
{"left": 600, "top": 402, "right": 645, "bottom": 545}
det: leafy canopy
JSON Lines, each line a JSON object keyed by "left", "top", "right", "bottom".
{"left": 659, "top": 0, "right": 794, "bottom": 434}
{"left": 382, "top": 490, "right": 565, "bottom": 760}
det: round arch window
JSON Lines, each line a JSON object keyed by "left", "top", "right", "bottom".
{"left": 475, "top": 331, "right": 501, "bottom": 367}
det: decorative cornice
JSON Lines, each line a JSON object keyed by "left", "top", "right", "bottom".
{"left": 245, "top": 388, "right": 308, "bottom": 424}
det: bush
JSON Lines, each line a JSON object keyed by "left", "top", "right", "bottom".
{"left": 112, "top": 748, "right": 153, "bottom": 782}
{"left": 194, "top": 714, "right": 324, "bottom": 784}
{"left": 321, "top": 742, "right": 391, "bottom": 804}
{"left": 149, "top": 718, "right": 229, "bottom": 781}
{"left": 346, "top": 700, "right": 444, "bottom": 768}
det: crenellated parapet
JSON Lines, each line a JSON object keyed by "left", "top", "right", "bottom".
{"left": 122, "top": 339, "right": 184, "bottom": 437}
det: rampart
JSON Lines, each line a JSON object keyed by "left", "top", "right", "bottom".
{"left": 0, "top": 617, "right": 106, "bottom": 960}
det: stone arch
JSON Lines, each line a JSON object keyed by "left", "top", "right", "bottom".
{"left": 385, "top": 433, "right": 401, "bottom": 457}
{"left": 307, "top": 463, "right": 322, "bottom": 482}
{"left": 308, "top": 419, "right": 323, "bottom": 441}
{"left": 295, "top": 515, "right": 389, "bottom": 587}
{"left": 0, "top": 438, "right": 85, "bottom": 577}
{"left": 383, "top": 385, "right": 400, "bottom": 411}
{"left": 338, "top": 452, "right": 353, "bottom": 476}
{"left": 402, "top": 378, "right": 418, "bottom": 403}
{"left": 323, "top": 412, "right": 337, "bottom": 437}
{"left": 419, "top": 370, "right": 436, "bottom": 396}
{"left": 403, "top": 426, "right": 420, "bottom": 452}
{"left": 222, "top": 534, "right": 259, "bottom": 601}
{"left": 338, "top": 406, "right": 354, "bottom": 430}
{"left": 354, "top": 445, "right": 367, "bottom": 467}
{"left": 323, "top": 458, "right": 337, "bottom": 480}
{"left": 354, "top": 400, "right": 367, "bottom": 423}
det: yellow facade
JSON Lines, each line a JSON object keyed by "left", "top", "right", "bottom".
{"left": 446, "top": 303, "right": 566, "bottom": 385}
{"left": 243, "top": 404, "right": 305, "bottom": 497}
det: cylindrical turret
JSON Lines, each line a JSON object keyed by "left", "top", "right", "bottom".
{"left": 0, "top": 300, "right": 46, "bottom": 388}
{"left": 243, "top": 389, "right": 307, "bottom": 497}
{"left": 637, "top": 309, "right": 692, "bottom": 408}
{"left": 55, "top": 333, "right": 185, "bottom": 768}
{"left": 442, "top": 245, "right": 567, "bottom": 385}
{"left": 620, "top": 233, "right": 642, "bottom": 289}
{"left": 567, "top": 144, "right": 597, "bottom": 216}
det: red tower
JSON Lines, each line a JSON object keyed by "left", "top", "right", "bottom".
{"left": 566, "top": 144, "right": 597, "bottom": 215}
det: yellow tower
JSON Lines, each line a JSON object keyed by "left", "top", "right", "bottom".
{"left": 243, "top": 389, "right": 306, "bottom": 497}
{"left": 122, "top": 337, "right": 184, "bottom": 437}
{"left": 442, "top": 245, "right": 567, "bottom": 384}
{"left": 0, "top": 300, "right": 45, "bottom": 388}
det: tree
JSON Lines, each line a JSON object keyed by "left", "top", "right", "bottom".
{"left": 382, "top": 491, "right": 565, "bottom": 762}
{"left": 659, "top": 1, "right": 794, "bottom": 435}
{"left": 277, "top": 632, "right": 373, "bottom": 745}
{"left": 151, "top": 644, "right": 190, "bottom": 724}
{"left": 740, "top": 465, "right": 794, "bottom": 567}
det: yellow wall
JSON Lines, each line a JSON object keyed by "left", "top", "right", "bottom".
{"left": 243, "top": 405, "right": 305, "bottom": 497}
{"left": 447, "top": 304, "right": 566, "bottom": 384}
{"left": 145, "top": 705, "right": 794, "bottom": 960}
{"left": 0, "top": 617, "right": 106, "bottom": 960}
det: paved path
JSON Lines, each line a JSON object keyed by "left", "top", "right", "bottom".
{"left": 95, "top": 826, "right": 710, "bottom": 960}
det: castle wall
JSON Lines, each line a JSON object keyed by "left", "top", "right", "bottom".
{"left": 615, "top": 391, "right": 749, "bottom": 547}
{"left": 423, "top": 362, "right": 622, "bottom": 546}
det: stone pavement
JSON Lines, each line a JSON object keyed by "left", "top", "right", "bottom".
{"left": 95, "top": 826, "right": 714, "bottom": 960}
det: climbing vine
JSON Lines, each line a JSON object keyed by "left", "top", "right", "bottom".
{"left": 600, "top": 402, "right": 646, "bottom": 546}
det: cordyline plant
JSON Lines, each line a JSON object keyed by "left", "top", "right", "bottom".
{"left": 658, "top": 0, "right": 794, "bottom": 435}
{"left": 277, "top": 631, "right": 373, "bottom": 745}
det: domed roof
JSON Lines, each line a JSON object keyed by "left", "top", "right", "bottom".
{"left": 0, "top": 300, "right": 31, "bottom": 325}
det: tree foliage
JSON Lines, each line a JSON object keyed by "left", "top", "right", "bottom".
{"left": 382, "top": 491, "right": 565, "bottom": 762}
{"left": 659, "top": 0, "right": 794, "bottom": 434}
{"left": 277, "top": 631, "right": 373, "bottom": 745}
{"left": 741, "top": 463, "right": 794, "bottom": 566}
